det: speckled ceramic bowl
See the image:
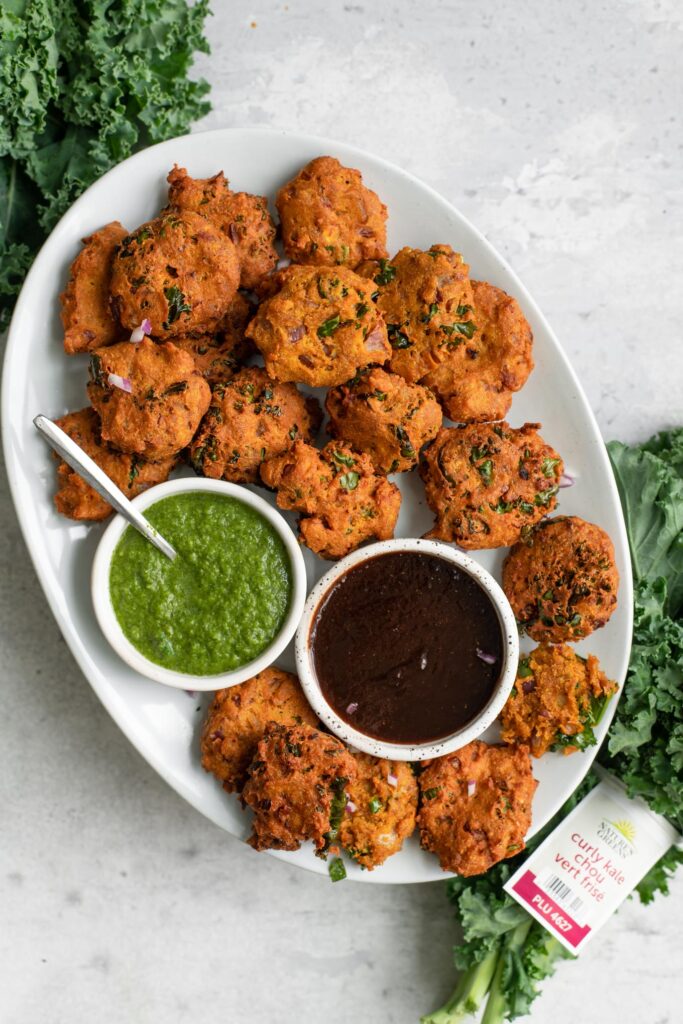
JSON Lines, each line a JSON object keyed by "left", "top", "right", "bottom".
{"left": 295, "top": 538, "right": 519, "bottom": 761}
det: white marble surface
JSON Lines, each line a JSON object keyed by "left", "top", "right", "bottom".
{"left": 2, "top": 1, "right": 682, "bottom": 1021}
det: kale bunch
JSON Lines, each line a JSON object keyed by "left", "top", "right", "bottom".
{"left": 0, "top": 0, "right": 211, "bottom": 328}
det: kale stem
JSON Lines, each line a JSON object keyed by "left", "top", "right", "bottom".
{"left": 420, "top": 947, "right": 499, "bottom": 1023}
{"left": 481, "top": 920, "right": 533, "bottom": 1024}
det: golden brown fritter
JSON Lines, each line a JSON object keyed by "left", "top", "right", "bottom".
{"left": 60, "top": 222, "right": 128, "bottom": 354}
{"left": 253, "top": 265, "right": 299, "bottom": 302}
{"left": 190, "top": 367, "right": 322, "bottom": 484}
{"left": 361, "top": 246, "right": 476, "bottom": 384}
{"left": 500, "top": 645, "right": 618, "bottom": 757}
{"left": 170, "top": 292, "right": 254, "bottom": 387}
{"left": 417, "top": 740, "right": 537, "bottom": 876}
{"left": 326, "top": 367, "right": 442, "bottom": 475}
{"left": 276, "top": 156, "right": 388, "bottom": 269}
{"left": 419, "top": 422, "right": 563, "bottom": 548}
{"left": 53, "top": 408, "right": 176, "bottom": 521}
{"left": 503, "top": 516, "right": 620, "bottom": 643}
{"left": 242, "top": 723, "right": 357, "bottom": 854}
{"left": 260, "top": 440, "right": 401, "bottom": 560}
{"left": 109, "top": 211, "right": 240, "bottom": 338}
{"left": 200, "top": 667, "right": 319, "bottom": 794}
{"left": 167, "top": 166, "right": 278, "bottom": 289}
{"left": 245, "top": 265, "right": 390, "bottom": 387}
{"left": 87, "top": 339, "right": 211, "bottom": 460}
{"left": 339, "top": 755, "right": 417, "bottom": 870}
{"left": 422, "top": 281, "right": 534, "bottom": 423}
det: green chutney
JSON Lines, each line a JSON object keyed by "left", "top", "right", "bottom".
{"left": 109, "top": 492, "right": 292, "bottom": 675}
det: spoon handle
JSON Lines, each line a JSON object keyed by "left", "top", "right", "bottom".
{"left": 34, "top": 414, "right": 177, "bottom": 562}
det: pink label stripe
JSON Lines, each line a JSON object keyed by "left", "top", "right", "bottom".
{"left": 511, "top": 870, "right": 591, "bottom": 949}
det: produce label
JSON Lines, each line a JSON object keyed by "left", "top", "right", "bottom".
{"left": 504, "top": 774, "right": 680, "bottom": 954}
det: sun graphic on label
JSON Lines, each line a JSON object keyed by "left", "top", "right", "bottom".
{"left": 611, "top": 819, "right": 637, "bottom": 842}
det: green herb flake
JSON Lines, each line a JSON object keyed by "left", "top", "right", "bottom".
{"left": 541, "top": 456, "right": 561, "bottom": 478}
{"left": 387, "top": 323, "right": 412, "bottom": 349}
{"left": 476, "top": 459, "right": 494, "bottom": 486}
{"left": 332, "top": 450, "right": 355, "bottom": 468}
{"left": 421, "top": 302, "right": 439, "bottom": 322}
{"left": 534, "top": 485, "right": 559, "bottom": 507}
{"left": 317, "top": 314, "right": 341, "bottom": 338}
{"left": 163, "top": 285, "right": 191, "bottom": 328}
{"left": 368, "top": 797, "right": 383, "bottom": 814}
{"left": 339, "top": 471, "right": 360, "bottom": 492}
{"left": 328, "top": 857, "right": 347, "bottom": 883}
{"left": 374, "top": 259, "right": 396, "bottom": 286}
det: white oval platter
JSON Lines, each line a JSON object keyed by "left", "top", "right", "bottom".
{"left": 2, "top": 127, "right": 633, "bottom": 883}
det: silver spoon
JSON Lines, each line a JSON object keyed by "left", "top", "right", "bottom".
{"left": 34, "top": 414, "right": 177, "bottom": 562}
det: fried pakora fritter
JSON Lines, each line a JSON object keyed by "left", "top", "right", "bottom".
{"left": 276, "top": 156, "right": 388, "bottom": 269}
{"left": 87, "top": 338, "right": 211, "bottom": 460}
{"left": 53, "top": 408, "right": 175, "bottom": 521}
{"left": 422, "top": 281, "right": 534, "bottom": 423}
{"left": 260, "top": 440, "right": 401, "bottom": 560}
{"left": 167, "top": 166, "right": 278, "bottom": 289}
{"left": 417, "top": 740, "right": 537, "bottom": 876}
{"left": 500, "top": 644, "right": 618, "bottom": 757}
{"left": 190, "top": 367, "right": 322, "bottom": 483}
{"left": 170, "top": 292, "right": 254, "bottom": 387}
{"left": 325, "top": 367, "right": 442, "bottom": 475}
{"left": 253, "top": 265, "right": 298, "bottom": 302}
{"left": 242, "top": 723, "right": 357, "bottom": 854}
{"left": 339, "top": 755, "right": 417, "bottom": 870}
{"left": 419, "top": 422, "right": 563, "bottom": 548}
{"left": 109, "top": 211, "right": 240, "bottom": 338}
{"left": 360, "top": 246, "right": 475, "bottom": 384}
{"left": 245, "top": 265, "right": 390, "bottom": 387}
{"left": 60, "top": 222, "right": 128, "bottom": 354}
{"left": 503, "top": 516, "right": 620, "bottom": 643}
{"left": 200, "top": 667, "right": 319, "bottom": 794}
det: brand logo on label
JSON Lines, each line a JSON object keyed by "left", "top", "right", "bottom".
{"left": 597, "top": 818, "right": 636, "bottom": 858}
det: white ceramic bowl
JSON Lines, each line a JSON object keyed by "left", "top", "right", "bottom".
{"left": 92, "top": 477, "right": 307, "bottom": 690}
{"left": 295, "top": 538, "right": 519, "bottom": 761}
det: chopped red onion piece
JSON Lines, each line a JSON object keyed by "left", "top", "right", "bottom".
{"left": 476, "top": 648, "right": 497, "bottom": 665}
{"left": 522, "top": 679, "right": 536, "bottom": 695}
{"left": 108, "top": 373, "right": 132, "bottom": 393}
{"left": 345, "top": 800, "right": 357, "bottom": 813}
{"left": 559, "top": 472, "right": 575, "bottom": 488}
{"left": 365, "top": 324, "right": 386, "bottom": 352}
{"left": 346, "top": 702, "right": 359, "bottom": 715}
{"left": 387, "top": 772, "right": 398, "bottom": 787}
{"left": 130, "top": 319, "right": 152, "bottom": 343}
{"left": 467, "top": 781, "right": 477, "bottom": 797}
{"left": 289, "top": 325, "right": 306, "bottom": 343}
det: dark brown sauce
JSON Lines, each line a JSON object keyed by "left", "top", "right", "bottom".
{"left": 310, "top": 550, "right": 504, "bottom": 744}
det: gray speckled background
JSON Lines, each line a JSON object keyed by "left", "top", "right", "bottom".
{"left": 2, "top": 1, "right": 681, "bottom": 1021}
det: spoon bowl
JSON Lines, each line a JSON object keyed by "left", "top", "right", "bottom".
{"left": 33, "top": 414, "right": 177, "bottom": 561}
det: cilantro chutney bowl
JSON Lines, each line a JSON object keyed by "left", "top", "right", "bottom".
{"left": 91, "top": 478, "right": 307, "bottom": 691}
